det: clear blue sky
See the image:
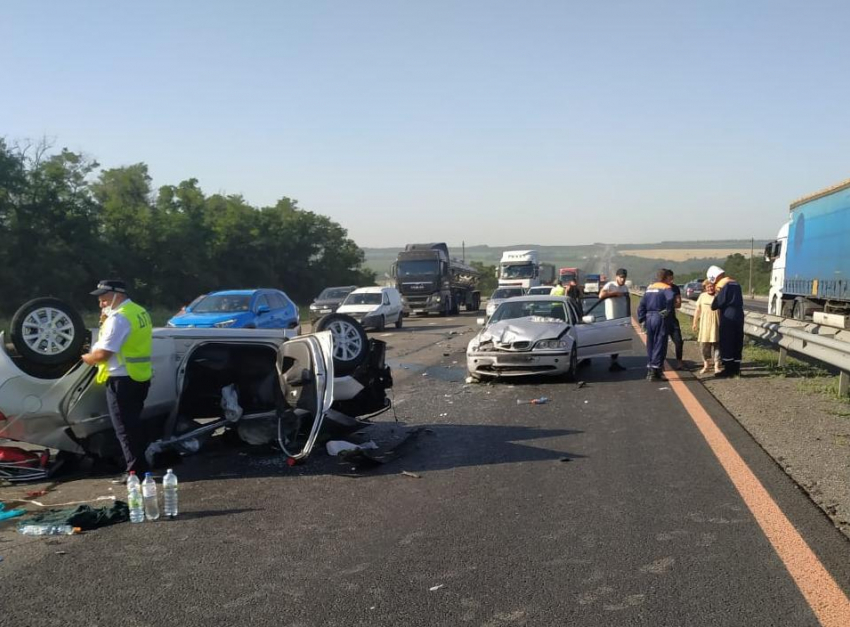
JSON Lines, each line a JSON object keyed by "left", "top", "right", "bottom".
{"left": 4, "top": 1, "right": 849, "bottom": 247}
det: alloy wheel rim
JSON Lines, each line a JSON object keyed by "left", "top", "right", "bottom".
{"left": 21, "top": 307, "right": 76, "bottom": 355}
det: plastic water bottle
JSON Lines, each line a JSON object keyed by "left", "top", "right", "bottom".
{"left": 127, "top": 471, "right": 144, "bottom": 524}
{"left": 163, "top": 469, "right": 178, "bottom": 518}
{"left": 142, "top": 472, "right": 160, "bottom": 521}
{"left": 18, "top": 524, "right": 80, "bottom": 536}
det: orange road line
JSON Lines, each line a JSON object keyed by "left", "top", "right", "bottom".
{"left": 630, "top": 319, "right": 850, "bottom": 626}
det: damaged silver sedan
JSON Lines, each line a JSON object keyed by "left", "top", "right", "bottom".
{"left": 0, "top": 306, "right": 391, "bottom": 467}
{"left": 466, "top": 295, "right": 632, "bottom": 381}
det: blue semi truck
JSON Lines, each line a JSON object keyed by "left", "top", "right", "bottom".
{"left": 764, "top": 177, "right": 850, "bottom": 320}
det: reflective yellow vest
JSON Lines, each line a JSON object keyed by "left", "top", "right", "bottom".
{"left": 550, "top": 285, "right": 566, "bottom": 296}
{"left": 96, "top": 301, "right": 153, "bottom": 384}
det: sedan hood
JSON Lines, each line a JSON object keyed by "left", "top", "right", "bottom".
{"left": 475, "top": 317, "right": 569, "bottom": 347}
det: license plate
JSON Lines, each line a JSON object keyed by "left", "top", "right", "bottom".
{"left": 320, "top": 309, "right": 332, "bottom": 313}
{"left": 498, "top": 355, "right": 534, "bottom": 363}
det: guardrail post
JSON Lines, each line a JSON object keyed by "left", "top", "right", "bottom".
{"left": 840, "top": 371, "right": 850, "bottom": 397}
{"left": 778, "top": 347, "right": 788, "bottom": 367}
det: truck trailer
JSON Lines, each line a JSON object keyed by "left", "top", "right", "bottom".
{"left": 765, "top": 177, "right": 850, "bottom": 320}
{"left": 393, "top": 243, "right": 481, "bottom": 316}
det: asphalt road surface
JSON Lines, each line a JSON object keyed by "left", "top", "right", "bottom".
{"left": 2, "top": 313, "right": 850, "bottom": 626}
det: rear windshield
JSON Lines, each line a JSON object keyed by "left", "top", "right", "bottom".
{"left": 492, "top": 288, "right": 524, "bottom": 299}
{"left": 318, "top": 287, "right": 354, "bottom": 300}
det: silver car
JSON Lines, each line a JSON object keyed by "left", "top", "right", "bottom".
{"left": 467, "top": 295, "right": 633, "bottom": 381}
{"left": 0, "top": 310, "right": 390, "bottom": 466}
{"left": 485, "top": 287, "right": 525, "bottom": 318}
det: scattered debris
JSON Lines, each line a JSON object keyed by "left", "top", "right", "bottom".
{"left": 439, "top": 412, "right": 448, "bottom": 417}
{"left": 576, "top": 381, "right": 586, "bottom": 389}
{"left": 443, "top": 352, "right": 451, "bottom": 357}
{"left": 0, "top": 503, "right": 26, "bottom": 521}
{"left": 559, "top": 457, "right": 572, "bottom": 463}
{"left": 429, "top": 584, "right": 445, "bottom": 591}
{"left": 422, "top": 373, "right": 429, "bottom": 377}
{"left": 401, "top": 471, "right": 422, "bottom": 479}
{"left": 25, "top": 489, "right": 49, "bottom": 499}
{"left": 465, "top": 376, "right": 476, "bottom": 384}
{"left": 55, "top": 550, "right": 67, "bottom": 555}
{"left": 326, "top": 440, "right": 379, "bottom": 456}
{"left": 517, "top": 397, "right": 550, "bottom": 405}
{"left": 658, "top": 387, "right": 670, "bottom": 391}
{"left": 584, "top": 400, "right": 589, "bottom": 404}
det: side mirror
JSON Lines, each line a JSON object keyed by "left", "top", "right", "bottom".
{"left": 257, "top": 304, "right": 271, "bottom": 314}
{"left": 477, "top": 317, "right": 486, "bottom": 326}
{"left": 582, "top": 315, "right": 594, "bottom": 324}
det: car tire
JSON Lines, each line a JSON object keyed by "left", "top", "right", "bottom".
{"left": 563, "top": 346, "right": 578, "bottom": 382}
{"left": 9, "top": 297, "right": 86, "bottom": 366}
{"left": 376, "top": 315, "right": 385, "bottom": 332}
{"left": 313, "top": 313, "right": 369, "bottom": 376}
{"left": 395, "top": 313, "right": 403, "bottom": 329}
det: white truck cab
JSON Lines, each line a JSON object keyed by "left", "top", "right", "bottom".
{"left": 765, "top": 221, "right": 789, "bottom": 316}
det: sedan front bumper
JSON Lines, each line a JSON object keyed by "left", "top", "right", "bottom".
{"left": 467, "top": 349, "right": 570, "bottom": 378}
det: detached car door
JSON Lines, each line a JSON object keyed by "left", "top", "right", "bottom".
{"left": 573, "top": 295, "right": 633, "bottom": 360}
{"left": 275, "top": 331, "right": 334, "bottom": 460}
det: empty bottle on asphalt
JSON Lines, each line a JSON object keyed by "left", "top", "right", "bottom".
{"left": 163, "top": 469, "right": 178, "bottom": 518}
{"left": 127, "top": 470, "right": 144, "bottom": 524}
{"left": 142, "top": 472, "right": 160, "bottom": 521}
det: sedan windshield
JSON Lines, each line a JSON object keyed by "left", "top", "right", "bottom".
{"left": 491, "top": 288, "right": 524, "bottom": 300}
{"left": 318, "top": 287, "right": 353, "bottom": 300}
{"left": 344, "top": 292, "right": 382, "bottom": 305}
{"left": 527, "top": 286, "right": 553, "bottom": 295}
{"left": 192, "top": 294, "right": 252, "bottom": 313}
{"left": 490, "top": 299, "right": 569, "bottom": 324}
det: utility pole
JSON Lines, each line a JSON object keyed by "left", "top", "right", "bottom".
{"left": 462, "top": 240, "right": 466, "bottom": 263}
{"left": 748, "top": 237, "right": 755, "bottom": 298}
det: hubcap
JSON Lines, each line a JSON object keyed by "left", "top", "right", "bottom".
{"left": 21, "top": 307, "right": 76, "bottom": 355}
{"left": 326, "top": 319, "right": 363, "bottom": 362}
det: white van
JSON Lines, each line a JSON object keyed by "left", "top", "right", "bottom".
{"left": 336, "top": 286, "right": 404, "bottom": 331}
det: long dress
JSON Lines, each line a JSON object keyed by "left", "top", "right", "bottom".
{"left": 696, "top": 292, "right": 719, "bottom": 343}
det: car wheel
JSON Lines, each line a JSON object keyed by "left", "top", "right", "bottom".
{"left": 395, "top": 312, "right": 403, "bottom": 329}
{"left": 376, "top": 315, "right": 385, "bottom": 332}
{"left": 9, "top": 297, "right": 86, "bottom": 366}
{"left": 313, "top": 313, "right": 369, "bottom": 375}
{"left": 563, "top": 346, "right": 578, "bottom": 382}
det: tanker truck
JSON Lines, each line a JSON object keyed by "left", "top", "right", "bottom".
{"left": 392, "top": 243, "right": 481, "bottom": 316}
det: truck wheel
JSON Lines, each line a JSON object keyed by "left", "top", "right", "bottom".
{"left": 10, "top": 297, "right": 86, "bottom": 366}
{"left": 314, "top": 313, "right": 369, "bottom": 375}
{"left": 376, "top": 315, "right": 385, "bottom": 332}
{"left": 439, "top": 299, "right": 449, "bottom": 317}
{"left": 395, "top": 313, "right": 403, "bottom": 329}
{"left": 792, "top": 300, "right": 807, "bottom": 321}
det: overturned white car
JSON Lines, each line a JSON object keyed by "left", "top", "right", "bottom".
{"left": 0, "top": 299, "right": 391, "bottom": 466}
{"left": 466, "top": 295, "right": 633, "bottom": 380}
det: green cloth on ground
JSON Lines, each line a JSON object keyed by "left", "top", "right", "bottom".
{"left": 20, "top": 500, "right": 129, "bottom": 530}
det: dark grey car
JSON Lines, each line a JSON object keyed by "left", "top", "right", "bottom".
{"left": 309, "top": 286, "right": 358, "bottom": 324}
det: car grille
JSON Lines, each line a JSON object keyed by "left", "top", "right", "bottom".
{"left": 494, "top": 341, "right": 532, "bottom": 351}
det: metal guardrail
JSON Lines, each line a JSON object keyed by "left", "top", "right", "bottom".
{"left": 632, "top": 291, "right": 850, "bottom": 395}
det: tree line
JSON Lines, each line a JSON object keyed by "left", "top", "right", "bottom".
{"left": 0, "top": 139, "right": 375, "bottom": 315}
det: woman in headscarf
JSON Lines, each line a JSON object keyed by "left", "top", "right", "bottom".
{"left": 708, "top": 265, "right": 745, "bottom": 377}
{"left": 692, "top": 279, "right": 721, "bottom": 374}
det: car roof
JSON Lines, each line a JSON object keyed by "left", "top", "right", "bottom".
{"left": 502, "top": 295, "right": 571, "bottom": 302}
{"left": 351, "top": 286, "right": 392, "bottom": 294}
{"left": 207, "top": 289, "right": 258, "bottom": 296}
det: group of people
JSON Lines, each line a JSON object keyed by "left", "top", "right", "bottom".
{"left": 638, "top": 265, "right": 744, "bottom": 381}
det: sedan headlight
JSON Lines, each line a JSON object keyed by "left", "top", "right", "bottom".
{"left": 309, "top": 304, "right": 318, "bottom": 310}
{"left": 535, "top": 339, "right": 568, "bottom": 350}
{"left": 214, "top": 319, "right": 238, "bottom": 328}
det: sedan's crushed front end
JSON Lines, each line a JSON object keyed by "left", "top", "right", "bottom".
{"left": 466, "top": 318, "right": 573, "bottom": 379}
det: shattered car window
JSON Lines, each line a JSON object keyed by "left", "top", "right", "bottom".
{"left": 490, "top": 300, "right": 568, "bottom": 324}
{"left": 192, "top": 294, "right": 252, "bottom": 313}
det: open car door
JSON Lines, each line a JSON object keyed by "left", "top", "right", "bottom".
{"left": 573, "top": 296, "right": 633, "bottom": 360}
{"left": 275, "top": 331, "right": 334, "bottom": 460}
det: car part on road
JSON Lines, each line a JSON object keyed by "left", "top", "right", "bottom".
{"left": 10, "top": 297, "right": 86, "bottom": 366}
{"left": 314, "top": 313, "right": 369, "bottom": 375}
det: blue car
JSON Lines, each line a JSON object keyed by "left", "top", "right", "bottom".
{"left": 167, "top": 289, "right": 300, "bottom": 331}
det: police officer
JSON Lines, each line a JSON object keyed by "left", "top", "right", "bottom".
{"left": 550, "top": 280, "right": 566, "bottom": 296}
{"left": 637, "top": 270, "right": 676, "bottom": 381}
{"left": 707, "top": 265, "right": 745, "bottom": 377}
{"left": 81, "top": 280, "right": 153, "bottom": 477}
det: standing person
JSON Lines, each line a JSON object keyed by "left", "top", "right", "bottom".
{"left": 692, "top": 279, "right": 721, "bottom": 374}
{"left": 550, "top": 280, "right": 566, "bottom": 297}
{"left": 665, "top": 269, "right": 685, "bottom": 369}
{"left": 637, "top": 270, "right": 676, "bottom": 381}
{"left": 708, "top": 265, "right": 745, "bottom": 377}
{"left": 599, "top": 268, "right": 630, "bottom": 372}
{"left": 81, "top": 280, "right": 153, "bottom": 479}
